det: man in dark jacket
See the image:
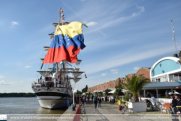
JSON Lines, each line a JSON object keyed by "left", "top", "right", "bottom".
{"left": 174, "top": 92, "right": 181, "bottom": 121}
{"left": 169, "top": 92, "right": 177, "bottom": 114}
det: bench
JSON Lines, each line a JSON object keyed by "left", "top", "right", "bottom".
{"left": 160, "top": 103, "right": 171, "bottom": 114}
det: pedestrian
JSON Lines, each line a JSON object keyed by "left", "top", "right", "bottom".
{"left": 83, "top": 96, "right": 86, "bottom": 105}
{"left": 168, "top": 92, "right": 177, "bottom": 121}
{"left": 112, "top": 95, "right": 115, "bottom": 104}
{"left": 81, "top": 96, "right": 84, "bottom": 104}
{"left": 93, "top": 95, "right": 98, "bottom": 109}
{"left": 105, "top": 96, "right": 107, "bottom": 102}
{"left": 165, "top": 90, "right": 168, "bottom": 97}
{"left": 151, "top": 95, "right": 154, "bottom": 98}
{"left": 109, "top": 96, "right": 112, "bottom": 104}
{"left": 98, "top": 95, "right": 102, "bottom": 108}
{"left": 174, "top": 92, "right": 181, "bottom": 121}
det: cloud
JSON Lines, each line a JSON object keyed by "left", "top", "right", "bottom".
{"left": 25, "top": 66, "right": 31, "bottom": 68}
{"left": 87, "top": 5, "right": 145, "bottom": 34}
{"left": 0, "top": 80, "right": 11, "bottom": 85}
{"left": 132, "top": 6, "right": 145, "bottom": 17}
{"left": 11, "top": 21, "right": 19, "bottom": 26}
{"left": 101, "top": 73, "right": 107, "bottom": 76}
{"left": 111, "top": 69, "right": 119, "bottom": 74}
{"left": 87, "top": 22, "right": 97, "bottom": 27}
{"left": 20, "top": 81, "right": 24, "bottom": 83}
{"left": 134, "top": 67, "right": 140, "bottom": 71}
{"left": 84, "top": 43, "right": 180, "bottom": 75}
{"left": 0, "top": 75, "right": 3, "bottom": 79}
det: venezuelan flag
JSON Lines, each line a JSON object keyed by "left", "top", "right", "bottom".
{"left": 43, "top": 21, "right": 86, "bottom": 63}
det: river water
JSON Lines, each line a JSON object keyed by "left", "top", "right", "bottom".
{"left": 0, "top": 97, "right": 67, "bottom": 114}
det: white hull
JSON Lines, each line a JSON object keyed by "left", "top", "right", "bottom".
{"left": 38, "top": 97, "right": 73, "bottom": 109}
{"left": 32, "top": 87, "right": 73, "bottom": 109}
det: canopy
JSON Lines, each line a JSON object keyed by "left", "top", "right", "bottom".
{"left": 108, "top": 90, "right": 116, "bottom": 93}
{"left": 143, "top": 81, "right": 181, "bottom": 90}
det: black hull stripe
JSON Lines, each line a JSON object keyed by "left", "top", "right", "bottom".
{"left": 38, "top": 99, "right": 72, "bottom": 100}
{"left": 35, "top": 92, "right": 71, "bottom": 97}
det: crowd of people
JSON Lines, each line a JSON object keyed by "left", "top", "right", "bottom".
{"left": 74, "top": 94, "right": 116, "bottom": 109}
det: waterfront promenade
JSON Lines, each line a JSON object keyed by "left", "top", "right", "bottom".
{"left": 80, "top": 101, "right": 174, "bottom": 121}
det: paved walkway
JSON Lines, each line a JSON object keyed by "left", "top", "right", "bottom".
{"left": 81, "top": 101, "right": 174, "bottom": 121}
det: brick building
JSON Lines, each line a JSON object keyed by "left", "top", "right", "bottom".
{"left": 88, "top": 67, "right": 151, "bottom": 92}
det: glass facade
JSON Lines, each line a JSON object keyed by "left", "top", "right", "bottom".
{"left": 152, "top": 73, "right": 181, "bottom": 82}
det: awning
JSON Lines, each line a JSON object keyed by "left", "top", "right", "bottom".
{"left": 143, "top": 81, "right": 181, "bottom": 90}
{"left": 108, "top": 90, "right": 116, "bottom": 93}
{"left": 122, "top": 89, "right": 128, "bottom": 93}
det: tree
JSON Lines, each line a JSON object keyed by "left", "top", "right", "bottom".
{"left": 104, "top": 89, "right": 112, "bottom": 96}
{"left": 82, "top": 85, "right": 88, "bottom": 93}
{"left": 77, "top": 90, "right": 82, "bottom": 95}
{"left": 114, "top": 81, "right": 123, "bottom": 100}
{"left": 122, "top": 75, "right": 150, "bottom": 102}
{"left": 97, "top": 91, "right": 103, "bottom": 96}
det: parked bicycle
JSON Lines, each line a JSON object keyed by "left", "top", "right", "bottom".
{"left": 121, "top": 102, "right": 128, "bottom": 114}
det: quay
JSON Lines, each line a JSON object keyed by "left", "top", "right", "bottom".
{"left": 79, "top": 101, "right": 172, "bottom": 121}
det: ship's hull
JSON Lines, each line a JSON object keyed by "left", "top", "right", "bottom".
{"left": 32, "top": 87, "right": 73, "bottom": 109}
{"left": 37, "top": 97, "right": 73, "bottom": 109}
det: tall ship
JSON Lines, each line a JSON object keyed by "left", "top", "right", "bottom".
{"left": 31, "top": 8, "right": 86, "bottom": 109}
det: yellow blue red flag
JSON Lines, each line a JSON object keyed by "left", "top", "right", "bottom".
{"left": 43, "top": 21, "right": 87, "bottom": 63}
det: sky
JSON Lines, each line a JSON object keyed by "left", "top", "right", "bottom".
{"left": 0, "top": 0, "right": 181, "bottom": 93}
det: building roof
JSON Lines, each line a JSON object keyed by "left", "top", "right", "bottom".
{"left": 143, "top": 81, "right": 181, "bottom": 89}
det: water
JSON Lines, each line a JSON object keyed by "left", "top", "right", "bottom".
{"left": 0, "top": 97, "right": 67, "bottom": 114}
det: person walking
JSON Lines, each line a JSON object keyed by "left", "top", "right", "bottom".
{"left": 98, "top": 95, "right": 102, "bottom": 108}
{"left": 83, "top": 96, "right": 86, "bottom": 105}
{"left": 93, "top": 95, "right": 98, "bottom": 109}
{"left": 105, "top": 96, "right": 107, "bottom": 102}
{"left": 109, "top": 95, "right": 112, "bottom": 104}
{"left": 88, "top": 95, "right": 90, "bottom": 102}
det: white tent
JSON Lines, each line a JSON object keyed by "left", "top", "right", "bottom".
{"left": 73, "top": 89, "right": 77, "bottom": 93}
{"left": 108, "top": 90, "right": 116, "bottom": 93}
{"left": 122, "top": 89, "right": 129, "bottom": 93}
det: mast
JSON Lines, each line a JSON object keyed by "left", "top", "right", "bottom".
{"left": 170, "top": 20, "right": 178, "bottom": 56}
{"left": 56, "top": 7, "right": 61, "bottom": 73}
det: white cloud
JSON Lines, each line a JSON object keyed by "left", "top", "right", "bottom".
{"left": 111, "top": 69, "right": 119, "bottom": 74}
{"left": 132, "top": 6, "right": 145, "bottom": 17}
{"left": 88, "top": 5, "right": 145, "bottom": 34}
{"left": 20, "top": 81, "right": 24, "bottom": 83}
{"left": 134, "top": 67, "right": 140, "bottom": 71}
{"left": 85, "top": 44, "right": 180, "bottom": 75}
{"left": 87, "top": 22, "right": 97, "bottom": 27}
{"left": 25, "top": 66, "right": 31, "bottom": 68}
{"left": 101, "top": 73, "right": 107, "bottom": 76}
{"left": 11, "top": 21, "right": 19, "bottom": 26}
{"left": 0, "top": 80, "right": 11, "bottom": 85}
{"left": 0, "top": 75, "right": 3, "bottom": 79}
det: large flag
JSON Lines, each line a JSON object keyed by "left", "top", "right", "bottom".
{"left": 43, "top": 21, "right": 87, "bottom": 63}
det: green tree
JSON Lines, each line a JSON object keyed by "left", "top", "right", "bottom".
{"left": 97, "top": 91, "right": 103, "bottom": 96}
{"left": 82, "top": 85, "right": 88, "bottom": 93}
{"left": 77, "top": 90, "right": 82, "bottom": 95}
{"left": 104, "top": 89, "right": 112, "bottom": 96}
{"left": 115, "top": 80, "right": 123, "bottom": 98}
{"left": 123, "top": 76, "right": 150, "bottom": 102}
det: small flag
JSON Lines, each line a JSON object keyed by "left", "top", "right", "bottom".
{"left": 60, "top": 10, "right": 64, "bottom": 13}
{"left": 85, "top": 73, "right": 87, "bottom": 78}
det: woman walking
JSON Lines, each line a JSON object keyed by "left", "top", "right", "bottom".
{"left": 83, "top": 96, "right": 86, "bottom": 105}
{"left": 98, "top": 95, "right": 102, "bottom": 108}
{"left": 93, "top": 95, "right": 97, "bottom": 109}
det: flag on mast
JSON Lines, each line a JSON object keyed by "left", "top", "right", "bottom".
{"left": 43, "top": 21, "right": 87, "bottom": 63}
